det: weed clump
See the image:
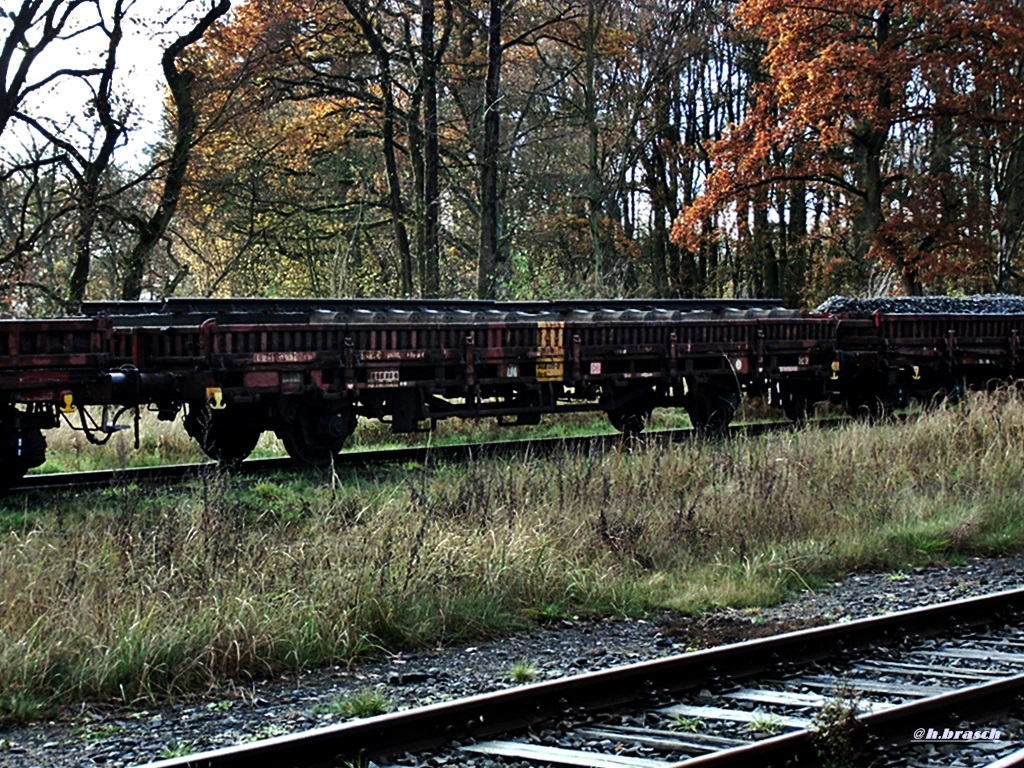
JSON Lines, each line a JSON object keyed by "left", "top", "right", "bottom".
{"left": 507, "top": 659, "right": 539, "bottom": 683}
{"left": 812, "top": 683, "right": 864, "bottom": 768}
{"left": 313, "top": 687, "right": 392, "bottom": 718}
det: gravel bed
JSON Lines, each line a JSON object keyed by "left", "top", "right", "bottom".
{"left": 815, "top": 294, "right": 1024, "bottom": 315}
{"left": 2, "top": 556, "right": 1023, "bottom": 767}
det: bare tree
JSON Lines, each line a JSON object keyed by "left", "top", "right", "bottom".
{"left": 64, "top": 0, "right": 127, "bottom": 309}
{"left": 0, "top": 0, "right": 103, "bottom": 137}
{"left": 1, "top": 0, "right": 108, "bottom": 275}
{"left": 1, "top": 1, "right": 231, "bottom": 309}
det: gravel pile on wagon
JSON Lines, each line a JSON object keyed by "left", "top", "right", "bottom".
{"left": 816, "top": 294, "right": 1024, "bottom": 314}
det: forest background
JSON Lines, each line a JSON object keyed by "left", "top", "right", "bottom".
{"left": 2, "top": 0, "right": 1024, "bottom": 317}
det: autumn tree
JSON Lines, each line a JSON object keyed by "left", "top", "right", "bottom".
{"left": 674, "top": 0, "right": 1024, "bottom": 298}
{"left": 168, "top": 1, "right": 359, "bottom": 295}
{"left": 460, "top": 0, "right": 644, "bottom": 298}
{"left": 175, "top": 0, "right": 466, "bottom": 297}
{"left": 177, "top": 0, "right": 1023, "bottom": 303}
{"left": 537, "top": 0, "right": 634, "bottom": 295}
{"left": 500, "top": 0, "right": 749, "bottom": 298}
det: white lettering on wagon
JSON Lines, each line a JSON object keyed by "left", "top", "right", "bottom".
{"left": 361, "top": 350, "right": 427, "bottom": 361}
{"left": 251, "top": 351, "right": 317, "bottom": 364}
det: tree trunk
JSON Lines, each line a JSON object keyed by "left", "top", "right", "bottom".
{"left": 66, "top": 0, "right": 125, "bottom": 311}
{"left": 998, "top": 140, "right": 1024, "bottom": 291}
{"left": 786, "top": 179, "right": 807, "bottom": 304}
{"left": 121, "top": 0, "right": 230, "bottom": 300}
{"left": 754, "top": 187, "right": 775, "bottom": 298}
{"left": 583, "top": 2, "right": 603, "bottom": 293}
{"left": 421, "top": 0, "right": 441, "bottom": 297}
{"left": 383, "top": 57, "right": 415, "bottom": 296}
{"left": 477, "top": 0, "right": 503, "bottom": 299}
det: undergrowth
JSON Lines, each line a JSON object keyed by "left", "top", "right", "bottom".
{"left": 3, "top": 390, "right": 1024, "bottom": 721}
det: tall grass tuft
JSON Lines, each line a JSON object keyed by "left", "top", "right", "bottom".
{"left": 3, "top": 391, "right": 1024, "bottom": 719}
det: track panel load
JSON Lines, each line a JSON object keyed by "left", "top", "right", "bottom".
{"left": 1, "top": 295, "right": 1023, "bottom": 486}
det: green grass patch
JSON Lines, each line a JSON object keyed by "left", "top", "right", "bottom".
{"left": 160, "top": 740, "right": 196, "bottom": 759}
{"left": 312, "top": 687, "right": 392, "bottom": 718}
{"left": 508, "top": 658, "right": 539, "bottom": 683}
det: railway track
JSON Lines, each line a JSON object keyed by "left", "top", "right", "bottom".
{"left": 6, "top": 419, "right": 813, "bottom": 494}
{"left": 142, "top": 589, "right": 1024, "bottom": 768}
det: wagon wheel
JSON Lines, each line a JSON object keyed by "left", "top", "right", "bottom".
{"left": 0, "top": 426, "right": 46, "bottom": 490}
{"left": 608, "top": 405, "right": 652, "bottom": 437}
{"left": 923, "top": 377, "right": 966, "bottom": 409}
{"left": 184, "top": 403, "right": 262, "bottom": 464}
{"left": 781, "top": 393, "right": 810, "bottom": 425}
{"left": 844, "top": 392, "right": 882, "bottom": 421}
{"left": 604, "top": 385, "right": 655, "bottom": 437}
{"left": 276, "top": 401, "right": 357, "bottom": 467}
{"left": 685, "top": 386, "right": 740, "bottom": 436}
{"left": 845, "top": 382, "right": 908, "bottom": 422}
{"left": 940, "top": 378, "right": 966, "bottom": 406}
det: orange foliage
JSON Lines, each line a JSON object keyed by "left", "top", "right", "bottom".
{"left": 672, "top": 0, "right": 1024, "bottom": 293}
{"left": 172, "top": 0, "right": 375, "bottom": 294}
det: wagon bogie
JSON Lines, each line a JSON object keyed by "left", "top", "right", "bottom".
{"left": 682, "top": 380, "right": 742, "bottom": 436}
{"left": 183, "top": 401, "right": 266, "bottom": 464}
{"left": 0, "top": 406, "right": 49, "bottom": 489}
{"left": 273, "top": 398, "right": 358, "bottom": 467}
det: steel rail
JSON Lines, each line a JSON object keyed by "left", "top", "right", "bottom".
{"left": 7, "top": 420, "right": 803, "bottom": 494}
{"left": 662, "top": 672, "right": 1024, "bottom": 767}
{"left": 7, "top": 430, "right": 677, "bottom": 493}
{"left": 141, "top": 588, "right": 1024, "bottom": 768}
{"left": 81, "top": 297, "right": 787, "bottom": 320}
{"left": 988, "top": 746, "right": 1024, "bottom": 768}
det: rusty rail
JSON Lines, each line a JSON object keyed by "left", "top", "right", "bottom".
{"left": 142, "top": 588, "right": 1024, "bottom": 768}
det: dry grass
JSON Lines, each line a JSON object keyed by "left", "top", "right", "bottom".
{"left": 35, "top": 407, "right": 637, "bottom": 473}
{"left": 3, "top": 390, "right": 1024, "bottom": 719}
